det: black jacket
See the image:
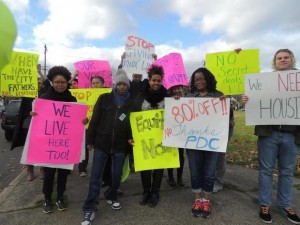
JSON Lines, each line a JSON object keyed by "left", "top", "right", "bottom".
{"left": 86, "top": 92, "right": 133, "bottom": 154}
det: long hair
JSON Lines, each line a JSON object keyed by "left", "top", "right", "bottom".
{"left": 189, "top": 67, "right": 217, "bottom": 93}
{"left": 272, "top": 49, "right": 296, "bottom": 70}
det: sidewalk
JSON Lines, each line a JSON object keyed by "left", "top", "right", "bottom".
{"left": 0, "top": 154, "right": 299, "bottom": 225}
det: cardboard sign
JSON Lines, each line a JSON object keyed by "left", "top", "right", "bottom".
{"left": 245, "top": 70, "right": 300, "bottom": 125}
{"left": 74, "top": 60, "right": 112, "bottom": 88}
{"left": 1, "top": 51, "right": 39, "bottom": 97}
{"left": 163, "top": 97, "right": 230, "bottom": 152}
{"left": 206, "top": 49, "right": 260, "bottom": 95}
{"left": 130, "top": 109, "right": 179, "bottom": 172}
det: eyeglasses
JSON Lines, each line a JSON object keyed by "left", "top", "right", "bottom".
{"left": 53, "top": 81, "right": 67, "bottom": 85}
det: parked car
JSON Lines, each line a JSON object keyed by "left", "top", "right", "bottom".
{"left": 1, "top": 99, "right": 21, "bottom": 141}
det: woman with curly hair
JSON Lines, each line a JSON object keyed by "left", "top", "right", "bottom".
{"left": 187, "top": 67, "right": 224, "bottom": 219}
{"left": 31, "top": 66, "right": 78, "bottom": 214}
{"left": 133, "top": 65, "right": 168, "bottom": 207}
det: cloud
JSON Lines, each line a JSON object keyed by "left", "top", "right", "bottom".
{"left": 33, "top": 0, "right": 137, "bottom": 47}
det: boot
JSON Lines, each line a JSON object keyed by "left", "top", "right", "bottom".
{"left": 27, "top": 165, "right": 34, "bottom": 182}
{"left": 177, "top": 176, "right": 185, "bottom": 187}
{"left": 140, "top": 189, "right": 151, "bottom": 205}
{"left": 167, "top": 169, "right": 176, "bottom": 187}
{"left": 148, "top": 192, "right": 159, "bottom": 207}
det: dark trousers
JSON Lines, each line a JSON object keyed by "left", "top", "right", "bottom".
{"left": 78, "top": 147, "right": 89, "bottom": 173}
{"left": 140, "top": 169, "right": 164, "bottom": 194}
{"left": 43, "top": 167, "right": 69, "bottom": 200}
{"left": 167, "top": 148, "right": 184, "bottom": 180}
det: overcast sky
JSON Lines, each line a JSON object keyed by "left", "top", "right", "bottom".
{"left": 4, "top": 0, "right": 300, "bottom": 76}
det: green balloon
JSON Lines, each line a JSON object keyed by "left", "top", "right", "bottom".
{"left": 0, "top": 0, "right": 17, "bottom": 71}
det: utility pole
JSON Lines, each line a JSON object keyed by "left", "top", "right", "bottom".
{"left": 44, "top": 44, "right": 47, "bottom": 76}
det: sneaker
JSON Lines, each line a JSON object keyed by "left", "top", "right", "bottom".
{"left": 148, "top": 193, "right": 160, "bottom": 207}
{"left": 259, "top": 206, "right": 272, "bottom": 223}
{"left": 80, "top": 172, "right": 87, "bottom": 177}
{"left": 106, "top": 200, "right": 121, "bottom": 210}
{"left": 56, "top": 198, "right": 67, "bottom": 211}
{"left": 213, "top": 184, "right": 223, "bottom": 193}
{"left": 81, "top": 211, "right": 95, "bottom": 225}
{"left": 201, "top": 200, "right": 211, "bottom": 218}
{"left": 279, "top": 207, "right": 300, "bottom": 224}
{"left": 191, "top": 199, "right": 202, "bottom": 217}
{"left": 43, "top": 199, "right": 53, "bottom": 214}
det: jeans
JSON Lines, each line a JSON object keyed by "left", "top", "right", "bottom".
{"left": 215, "top": 125, "right": 234, "bottom": 187}
{"left": 82, "top": 149, "right": 125, "bottom": 212}
{"left": 186, "top": 149, "right": 218, "bottom": 194}
{"left": 258, "top": 130, "right": 300, "bottom": 208}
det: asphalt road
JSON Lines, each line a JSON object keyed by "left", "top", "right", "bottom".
{"left": 0, "top": 128, "right": 23, "bottom": 192}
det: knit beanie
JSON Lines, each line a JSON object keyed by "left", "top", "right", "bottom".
{"left": 114, "top": 69, "right": 130, "bottom": 87}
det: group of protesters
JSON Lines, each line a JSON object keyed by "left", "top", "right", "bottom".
{"left": 10, "top": 48, "right": 300, "bottom": 225}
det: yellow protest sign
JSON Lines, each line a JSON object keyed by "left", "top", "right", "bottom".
{"left": 130, "top": 109, "right": 179, "bottom": 172}
{"left": 206, "top": 49, "right": 260, "bottom": 95}
{"left": 70, "top": 88, "right": 112, "bottom": 128}
{"left": 0, "top": 51, "right": 39, "bottom": 97}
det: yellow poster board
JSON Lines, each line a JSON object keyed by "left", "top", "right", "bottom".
{"left": 206, "top": 49, "right": 260, "bottom": 95}
{"left": 0, "top": 51, "right": 39, "bottom": 97}
{"left": 130, "top": 109, "right": 179, "bottom": 172}
{"left": 70, "top": 88, "right": 112, "bottom": 128}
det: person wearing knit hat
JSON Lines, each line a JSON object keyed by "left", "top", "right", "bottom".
{"left": 114, "top": 69, "right": 130, "bottom": 88}
{"left": 82, "top": 68, "right": 134, "bottom": 225}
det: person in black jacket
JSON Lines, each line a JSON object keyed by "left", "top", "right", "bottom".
{"left": 30, "top": 66, "right": 79, "bottom": 214}
{"left": 82, "top": 69, "right": 133, "bottom": 225}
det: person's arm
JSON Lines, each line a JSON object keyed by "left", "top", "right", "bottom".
{"left": 37, "top": 64, "right": 47, "bottom": 81}
{"left": 118, "top": 52, "right": 126, "bottom": 69}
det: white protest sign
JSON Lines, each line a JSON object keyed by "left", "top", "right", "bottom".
{"left": 122, "top": 35, "right": 155, "bottom": 76}
{"left": 163, "top": 97, "right": 230, "bottom": 152}
{"left": 245, "top": 70, "right": 300, "bottom": 125}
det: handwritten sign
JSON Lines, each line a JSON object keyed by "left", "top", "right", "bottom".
{"left": 27, "top": 99, "right": 88, "bottom": 164}
{"left": 73, "top": 60, "right": 112, "bottom": 88}
{"left": 206, "top": 49, "right": 260, "bottom": 95}
{"left": 122, "top": 35, "right": 155, "bottom": 76}
{"left": 130, "top": 109, "right": 179, "bottom": 172}
{"left": 0, "top": 51, "right": 39, "bottom": 97}
{"left": 153, "top": 53, "right": 188, "bottom": 90}
{"left": 245, "top": 70, "right": 300, "bottom": 125}
{"left": 70, "top": 88, "right": 112, "bottom": 127}
{"left": 163, "top": 97, "right": 230, "bottom": 152}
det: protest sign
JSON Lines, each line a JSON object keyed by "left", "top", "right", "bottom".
{"left": 153, "top": 53, "right": 189, "bottom": 90}
{"left": 70, "top": 88, "right": 111, "bottom": 127}
{"left": 26, "top": 99, "right": 88, "bottom": 164}
{"left": 122, "top": 35, "right": 155, "bottom": 76}
{"left": 1, "top": 51, "right": 39, "bottom": 97}
{"left": 130, "top": 109, "right": 179, "bottom": 172}
{"left": 206, "top": 49, "right": 260, "bottom": 95}
{"left": 73, "top": 60, "right": 112, "bottom": 88}
{"left": 245, "top": 70, "right": 300, "bottom": 125}
{"left": 163, "top": 97, "right": 230, "bottom": 152}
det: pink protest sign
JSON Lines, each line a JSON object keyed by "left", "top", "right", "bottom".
{"left": 153, "top": 53, "right": 189, "bottom": 90}
{"left": 27, "top": 99, "right": 88, "bottom": 164}
{"left": 73, "top": 60, "right": 112, "bottom": 88}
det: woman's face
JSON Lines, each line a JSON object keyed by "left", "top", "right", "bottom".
{"left": 91, "top": 77, "right": 104, "bottom": 88}
{"left": 52, "top": 75, "right": 68, "bottom": 93}
{"left": 194, "top": 72, "right": 207, "bottom": 92}
{"left": 274, "top": 51, "right": 293, "bottom": 71}
{"left": 149, "top": 74, "right": 162, "bottom": 91}
{"left": 171, "top": 85, "right": 184, "bottom": 97}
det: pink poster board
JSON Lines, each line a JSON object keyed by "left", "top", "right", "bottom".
{"left": 153, "top": 53, "right": 189, "bottom": 90}
{"left": 73, "top": 60, "right": 112, "bottom": 88}
{"left": 27, "top": 99, "right": 88, "bottom": 164}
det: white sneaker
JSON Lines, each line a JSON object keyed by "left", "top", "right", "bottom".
{"left": 81, "top": 211, "right": 95, "bottom": 225}
{"left": 106, "top": 200, "right": 121, "bottom": 210}
{"left": 80, "top": 172, "right": 87, "bottom": 177}
{"left": 213, "top": 185, "right": 223, "bottom": 193}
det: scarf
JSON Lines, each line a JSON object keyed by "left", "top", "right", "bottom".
{"left": 142, "top": 80, "right": 168, "bottom": 108}
{"left": 112, "top": 88, "right": 130, "bottom": 107}
{"left": 39, "top": 86, "right": 76, "bottom": 102}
